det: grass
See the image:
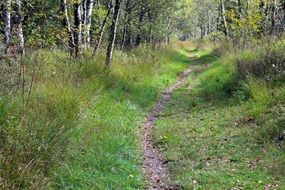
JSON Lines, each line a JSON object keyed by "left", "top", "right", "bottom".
{"left": 1, "top": 40, "right": 284, "bottom": 189}
{"left": 0, "top": 42, "right": 191, "bottom": 189}
{"left": 153, "top": 48, "right": 285, "bottom": 189}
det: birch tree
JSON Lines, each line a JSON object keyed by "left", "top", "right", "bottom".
{"left": 94, "top": 1, "right": 112, "bottom": 55}
{"left": 61, "top": 0, "right": 75, "bottom": 57}
{"left": 10, "top": 0, "right": 24, "bottom": 55}
{"left": 105, "top": 0, "right": 121, "bottom": 67}
{"left": 3, "top": 0, "right": 11, "bottom": 54}
{"left": 85, "top": 0, "right": 94, "bottom": 47}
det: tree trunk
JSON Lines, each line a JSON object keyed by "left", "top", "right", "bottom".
{"left": 120, "top": 0, "right": 129, "bottom": 49}
{"left": 12, "top": 0, "right": 24, "bottom": 55}
{"left": 74, "top": 0, "right": 82, "bottom": 57}
{"left": 82, "top": 0, "right": 87, "bottom": 48}
{"left": 94, "top": 2, "right": 112, "bottom": 55}
{"left": 207, "top": 10, "right": 211, "bottom": 35}
{"left": 124, "top": 5, "right": 133, "bottom": 49}
{"left": 220, "top": 0, "right": 229, "bottom": 37}
{"left": 270, "top": 0, "right": 277, "bottom": 35}
{"left": 61, "top": 0, "right": 75, "bottom": 57}
{"left": 135, "top": 10, "right": 145, "bottom": 47}
{"left": 105, "top": 0, "right": 121, "bottom": 67}
{"left": 85, "top": 0, "right": 94, "bottom": 47}
{"left": 3, "top": 0, "right": 11, "bottom": 54}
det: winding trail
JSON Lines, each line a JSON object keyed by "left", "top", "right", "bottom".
{"left": 142, "top": 62, "right": 193, "bottom": 190}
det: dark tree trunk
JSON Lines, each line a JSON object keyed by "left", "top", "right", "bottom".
{"left": 12, "top": 0, "right": 24, "bottom": 55}
{"left": 270, "top": 0, "right": 277, "bottom": 35}
{"left": 74, "top": 1, "right": 82, "bottom": 57}
{"left": 120, "top": 0, "right": 130, "bottom": 49}
{"left": 105, "top": 0, "right": 121, "bottom": 67}
{"left": 82, "top": 0, "right": 87, "bottom": 48}
{"left": 135, "top": 10, "right": 145, "bottom": 47}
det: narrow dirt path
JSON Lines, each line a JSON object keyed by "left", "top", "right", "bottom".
{"left": 142, "top": 63, "right": 193, "bottom": 190}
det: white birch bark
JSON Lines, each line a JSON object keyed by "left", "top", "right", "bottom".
{"left": 220, "top": 0, "right": 229, "bottom": 37}
{"left": 94, "top": 2, "right": 112, "bottom": 55}
{"left": 61, "top": 0, "right": 75, "bottom": 57}
{"left": 13, "top": 0, "right": 25, "bottom": 55}
{"left": 3, "top": 0, "right": 11, "bottom": 53}
{"left": 105, "top": 0, "right": 121, "bottom": 67}
{"left": 85, "top": 0, "right": 94, "bottom": 47}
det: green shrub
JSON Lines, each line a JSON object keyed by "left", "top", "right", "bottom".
{"left": 237, "top": 42, "right": 285, "bottom": 84}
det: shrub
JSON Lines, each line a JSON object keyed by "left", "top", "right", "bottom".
{"left": 236, "top": 42, "right": 285, "bottom": 84}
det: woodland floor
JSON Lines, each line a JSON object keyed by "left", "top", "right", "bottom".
{"left": 150, "top": 48, "right": 285, "bottom": 190}
{"left": 51, "top": 45, "right": 285, "bottom": 190}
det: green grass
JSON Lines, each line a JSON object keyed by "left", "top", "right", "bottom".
{"left": 0, "top": 43, "right": 192, "bottom": 189}
{"left": 153, "top": 49, "right": 285, "bottom": 190}
{"left": 52, "top": 46, "right": 191, "bottom": 189}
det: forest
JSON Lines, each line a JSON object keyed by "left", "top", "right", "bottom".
{"left": 0, "top": 0, "right": 284, "bottom": 189}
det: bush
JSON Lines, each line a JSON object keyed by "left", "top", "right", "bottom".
{"left": 237, "top": 42, "right": 285, "bottom": 84}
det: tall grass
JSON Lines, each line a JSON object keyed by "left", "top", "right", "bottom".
{"left": 197, "top": 38, "right": 285, "bottom": 143}
{"left": 0, "top": 43, "right": 190, "bottom": 189}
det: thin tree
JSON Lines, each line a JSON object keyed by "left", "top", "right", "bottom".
{"left": 61, "top": 0, "right": 75, "bottom": 57}
{"left": 94, "top": 1, "right": 112, "bottom": 55}
{"left": 135, "top": 9, "right": 145, "bottom": 47}
{"left": 3, "top": 0, "right": 11, "bottom": 54}
{"left": 73, "top": 0, "right": 82, "bottom": 57}
{"left": 270, "top": 0, "right": 277, "bottom": 35}
{"left": 105, "top": 0, "right": 121, "bottom": 67}
{"left": 12, "top": 0, "right": 25, "bottom": 55}
{"left": 85, "top": 0, "right": 94, "bottom": 47}
{"left": 220, "top": 0, "right": 229, "bottom": 37}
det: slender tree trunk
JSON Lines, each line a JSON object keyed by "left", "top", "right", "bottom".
{"left": 220, "top": 0, "right": 229, "bottom": 37}
{"left": 200, "top": 25, "right": 204, "bottom": 39}
{"left": 105, "top": 0, "right": 121, "bottom": 67}
{"left": 85, "top": 0, "right": 94, "bottom": 47}
{"left": 3, "top": 0, "right": 11, "bottom": 54}
{"left": 270, "top": 0, "right": 277, "bottom": 35}
{"left": 135, "top": 10, "right": 145, "bottom": 47}
{"left": 207, "top": 10, "right": 211, "bottom": 35}
{"left": 124, "top": 5, "right": 133, "bottom": 49}
{"left": 94, "top": 2, "right": 112, "bottom": 55}
{"left": 74, "top": 0, "right": 82, "bottom": 57}
{"left": 82, "top": 0, "right": 87, "bottom": 48}
{"left": 12, "top": 0, "right": 24, "bottom": 55}
{"left": 120, "top": 1, "right": 130, "bottom": 49}
{"left": 61, "top": 0, "right": 75, "bottom": 57}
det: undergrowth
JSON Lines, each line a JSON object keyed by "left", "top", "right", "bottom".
{"left": 0, "top": 42, "right": 191, "bottom": 189}
{"left": 154, "top": 40, "right": 285, "bottom": 189}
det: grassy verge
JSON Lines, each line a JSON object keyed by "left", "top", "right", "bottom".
{"left": 0, "top": 42, "right": 191, "bottom": 189}
{"left": 154, "top": 49, "right": 285, "bottom": 189}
